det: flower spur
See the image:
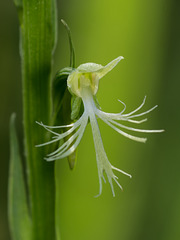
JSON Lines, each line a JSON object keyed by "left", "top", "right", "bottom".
{"left": 36, "top": 56, "right": 164, "bottom": 196}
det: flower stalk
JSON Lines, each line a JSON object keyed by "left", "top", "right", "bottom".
{"left": 9, "top": 0, "right": 57, "bottom": 239}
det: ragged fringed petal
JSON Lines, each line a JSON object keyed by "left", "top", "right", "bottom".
{"left": 46, "top": 116, "right": 88, "bottom": 161}
{"left": 95, "top": 96, "right": 157, "bottom": 121}
{"left": 95, "top": 152, "right": 132, "bottom": 197}
{"left": 36, "top": 113, "right": 88, "bottom": 161}
{"left": 94, "top": 97, "right": 164, "bottom": 144}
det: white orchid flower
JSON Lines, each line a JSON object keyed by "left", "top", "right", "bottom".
{"left": 36, "top": 56, "right": 163, "bottom": 196}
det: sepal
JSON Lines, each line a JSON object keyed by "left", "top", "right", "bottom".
{"left": 61, "top": 19, "right": 75, "bottom": 68}
{"left": 53, "top": 68, "right": 78, "bottom": 169}
{"left": 53, "top": 67, "right": 74, "bottom": 119}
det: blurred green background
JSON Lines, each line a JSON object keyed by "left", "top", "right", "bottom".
{"left": 1, "top": 0, "right": 180, "bottom": 239}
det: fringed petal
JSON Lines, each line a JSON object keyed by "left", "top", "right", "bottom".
{"left": 45, "top": 115, "right": 88, "bottom": 161}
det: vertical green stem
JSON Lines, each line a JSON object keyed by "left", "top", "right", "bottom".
{"left": 21, "top": 0, "right": 57, "bottom": 239}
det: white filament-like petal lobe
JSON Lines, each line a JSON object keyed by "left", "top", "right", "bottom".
{"left": 126, "top": 105, "right": 158, "bottom": 119}
{"left": 35, "top": 113, "right": 86, "bottom": 147}
{"left": 103, "top": 117, "right": 163, "bottom": 133}
{"left": 45, "top": 115, "right": 88, "bottom": 161}
{"left": 47, "top": 127, "right": 81, "bottom": 158}
{"left": 123, "top": 96, "right": 147, "bottom": 117}
{"left": 95, "top": 97, "right": 158, "bottom": 122}
{"left": 98, "top": 114, "right": 147, "bottom": 143}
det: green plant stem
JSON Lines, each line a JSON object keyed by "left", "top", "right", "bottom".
{"left": 20, "top": 0, "right": 57, "bottom": 239}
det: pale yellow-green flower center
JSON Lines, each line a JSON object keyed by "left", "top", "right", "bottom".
{"left": 67, "top": 71, "right": 99, "bottom": 97}
{"left": 67, "top": 56, "right": 124, "bottom": 98}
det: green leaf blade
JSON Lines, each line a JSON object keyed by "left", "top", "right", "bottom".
{"left": 8, "top": 114, "right": 32, "bottom": 240}
{"left": 13, "top": 0, "right": 23, "bottom": 25}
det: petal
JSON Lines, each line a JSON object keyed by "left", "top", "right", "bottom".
{"left": 98, "top": 114, "right": 147, "bottom": 143}
{"left": 76, "top": 56, "right": 123, "bottom": 76}
{"left": 45, "top": 115, "right": 88, "bottom": 161}
{"left": 105, "top": 118, "right": 163, "bottom": 133}
{"left": 96, "top": 56, "right": 124, "bottom": 79}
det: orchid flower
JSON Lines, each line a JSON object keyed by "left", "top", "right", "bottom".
{"left": 36, "top": 56, "right": 163, "bottom": 196}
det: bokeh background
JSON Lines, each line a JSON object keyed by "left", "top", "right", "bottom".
{"left": 1, "top": 0, "right": 180, "bottom": 239}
